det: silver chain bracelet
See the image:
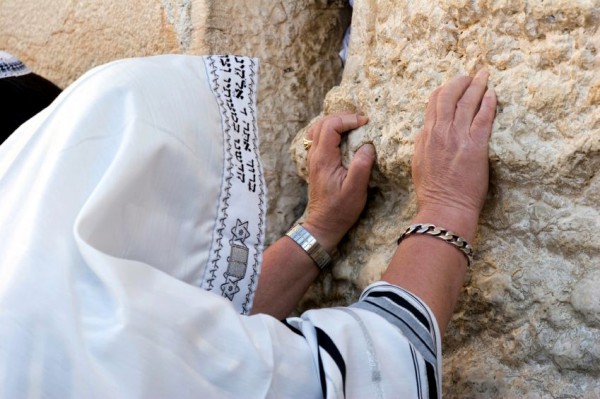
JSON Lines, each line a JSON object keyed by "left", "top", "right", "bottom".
{"left": 396, "top": 223, "right": 474, "bottom": 267}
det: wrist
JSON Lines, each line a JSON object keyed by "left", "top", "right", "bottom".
{"left": 301, "top": 220, "right": 340, "bottom": 255}
{"left": 286, "top": 224, "right": 333, "bottom": 270}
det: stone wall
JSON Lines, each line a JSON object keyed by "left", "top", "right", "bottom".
{"left": 0, "top": 0, "right": 350, "bottom": 243}
{"left": 292, "top": 0, "right": 600, "bottom": 397}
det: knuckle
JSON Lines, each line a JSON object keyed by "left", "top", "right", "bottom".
{"left": 431, "top": 120, "right": 451, "bottom": 135}
{"left": 472, "top": 113, "right": 494, "bottom": 129}
{"left": 458, "top": 75, "right": 473, "bottom": 85}
{"left": 438, "top": 114, "right": 454, "bottom": 124}
{"left": 310, "top": 154, "right": 329, "bottom": 171}
{"left": 471, "top": 120, "right": 485, "bottom": 131}
{"left": 436, "top": 87, "right": 454, "bottom": 101}
{"left": 319, "top": 120, "right": 334, "bottom": 136}
{"left": 323, "top": 116, "right": 342, "bottom": 130}
{"left": 353, "top": 153, "right": 371, "bottom": 168}
{"left": 456, "top": 97, "right": 477, "bottom": 110}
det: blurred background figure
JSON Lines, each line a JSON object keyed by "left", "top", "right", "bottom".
{"left": 0, "top": 51, "right": 62, "bottom": 143}
{"left": 338, "top": 0, "right": 353, "bottom": 64}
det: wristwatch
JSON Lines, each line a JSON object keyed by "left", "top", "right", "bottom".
{"left": 285, "top": 224, "right": 332, "bottom": 270}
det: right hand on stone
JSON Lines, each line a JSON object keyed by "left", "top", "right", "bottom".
{"left": 411, "top": 70, "right": 497, "bottom": 239}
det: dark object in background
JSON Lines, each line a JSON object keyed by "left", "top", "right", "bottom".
{"left": 0, "top": 52, "right": 62, "bottom": 144}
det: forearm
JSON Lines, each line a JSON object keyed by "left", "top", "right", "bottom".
{"left": 251, "top": 222, "right": 336, "bottom": 319}
{"left": 385, "top": 71, "right": 496, "bottom": 334}
{"left": 381, "top": 208, "right": 479, "bottom": 334}
{"left": 251, "top": 113, "right": 373, "bottom": 319}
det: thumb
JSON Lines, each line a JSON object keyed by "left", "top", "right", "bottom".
{"left": 344, "top": 143, "right": 376, "bottom": 193}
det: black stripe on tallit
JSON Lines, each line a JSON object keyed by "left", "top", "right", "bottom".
{"left": 410, "top": 346, "right": 423, "bottom": 399}
{"left": 426, "top": 361, "right": 438, "bottom": 399}
{"left": 362, "top": 299, "right": 436, "bottom": 360}
{"left": 317, "top": 347, "right": 327, "bottom": 398}
{"left": 366, "top": 290, "right": 430, "bottom": 330}
{"left": 315, "top": 327, "right": 347, "bottom": 397}
{"left": 280, "top": 319, "right": 303, "bottom": 336}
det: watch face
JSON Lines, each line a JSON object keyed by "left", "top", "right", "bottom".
{"left": 287, "top": 225, "right": 330, "bottom": 269}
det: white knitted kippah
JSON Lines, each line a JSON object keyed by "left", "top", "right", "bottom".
{"left": 0, "top": 51, "right": 31, "bottom": 79}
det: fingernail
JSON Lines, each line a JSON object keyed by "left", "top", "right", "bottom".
{"left": 357, "top": 114, "right": 369, "bottom": 124}
{"left": 361, "top": 143, "right": 376, "bottom": 158}
{"left": 476, "top": 68, "right": 489, "bottom": 80}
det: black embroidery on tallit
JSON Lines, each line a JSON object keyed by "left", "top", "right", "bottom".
{"left": 241, "top": 57, "right": 264, "bottom": 314}
{"left": 204, "top": 56, "right": 232, "bottom": 290}
{"left": 203, "top": 56, "right": 264, "bottom": 314}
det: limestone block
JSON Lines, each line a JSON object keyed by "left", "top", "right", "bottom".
{"left": 0, "top": 1, "right": 189, "bottom": 88}
{"left": 292, "top": 0, "right": 600, "bottom": 397}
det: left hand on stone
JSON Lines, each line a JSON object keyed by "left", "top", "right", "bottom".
{"left": 303, "top": 113, "right": 376, "bottom": 253}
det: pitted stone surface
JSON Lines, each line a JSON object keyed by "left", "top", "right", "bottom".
{"left": 0, "top": 1, "right": 184, "bottom": 88}
{"left": 292, "top": 0, "right": 600, "bottom": 397}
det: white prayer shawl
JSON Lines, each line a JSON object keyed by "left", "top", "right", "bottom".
{"left": 0, "top": 55, "right": 442, "bottom": 398}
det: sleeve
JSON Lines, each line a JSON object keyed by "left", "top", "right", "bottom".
{"left": 0, "top": 238, "right": 442, "bottom": 399}
{"left": 284, "top": 281, "right": 443, "bottom": 399}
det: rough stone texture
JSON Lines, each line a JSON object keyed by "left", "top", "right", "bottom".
{"left": 0, "top": 1, "right": 186, "bottom": 88}
{"left": 292, "top": 0, "right": 600, "bottom": 397}
{"left": 0, "top": 0, "right": 349, "bottom": 243}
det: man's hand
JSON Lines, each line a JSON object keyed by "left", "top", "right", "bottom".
{"left": 303, "top": 113, "right": 375, "bottom": 253}
{"left": 382, "top": 71, "right": 497, "bottom": 333}
{"left": 253, "top": 113, "right": 374, "bottom": 317}
{"left": 412, "top": 70, "right": 497, "bottom": 240}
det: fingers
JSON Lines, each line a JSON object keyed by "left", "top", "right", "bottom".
{"left": 436, "top": 75, "right": 473, "bottom": 123}
{"left": 344, "top": 144, "right": 376, "bottom": 193}
{"left": 470, "top": 88, "right": 497, "bottom": 142}
{"left": 313, "top": 113, "right": 368, "bottom": 165}
{"left": 306, "top": 112, "right": 361, "bottom": 149}
{"left": 428, "top": 71, "right": 495, "bottom": 144}
{"left": 306, "top": 118, "right": 322, "bottom": 166}
{"left": 307, "top": 117, "right": 324, "bottom": 144}
{"left": 320, "top": 114, "right": 367, "bottom": 148}
{"left": 454, "top": 69, "right": 490, "bottom": 131}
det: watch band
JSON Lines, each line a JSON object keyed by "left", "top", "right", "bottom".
{"left": 286, "top": 224, "right": 332, "bottom": 270}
